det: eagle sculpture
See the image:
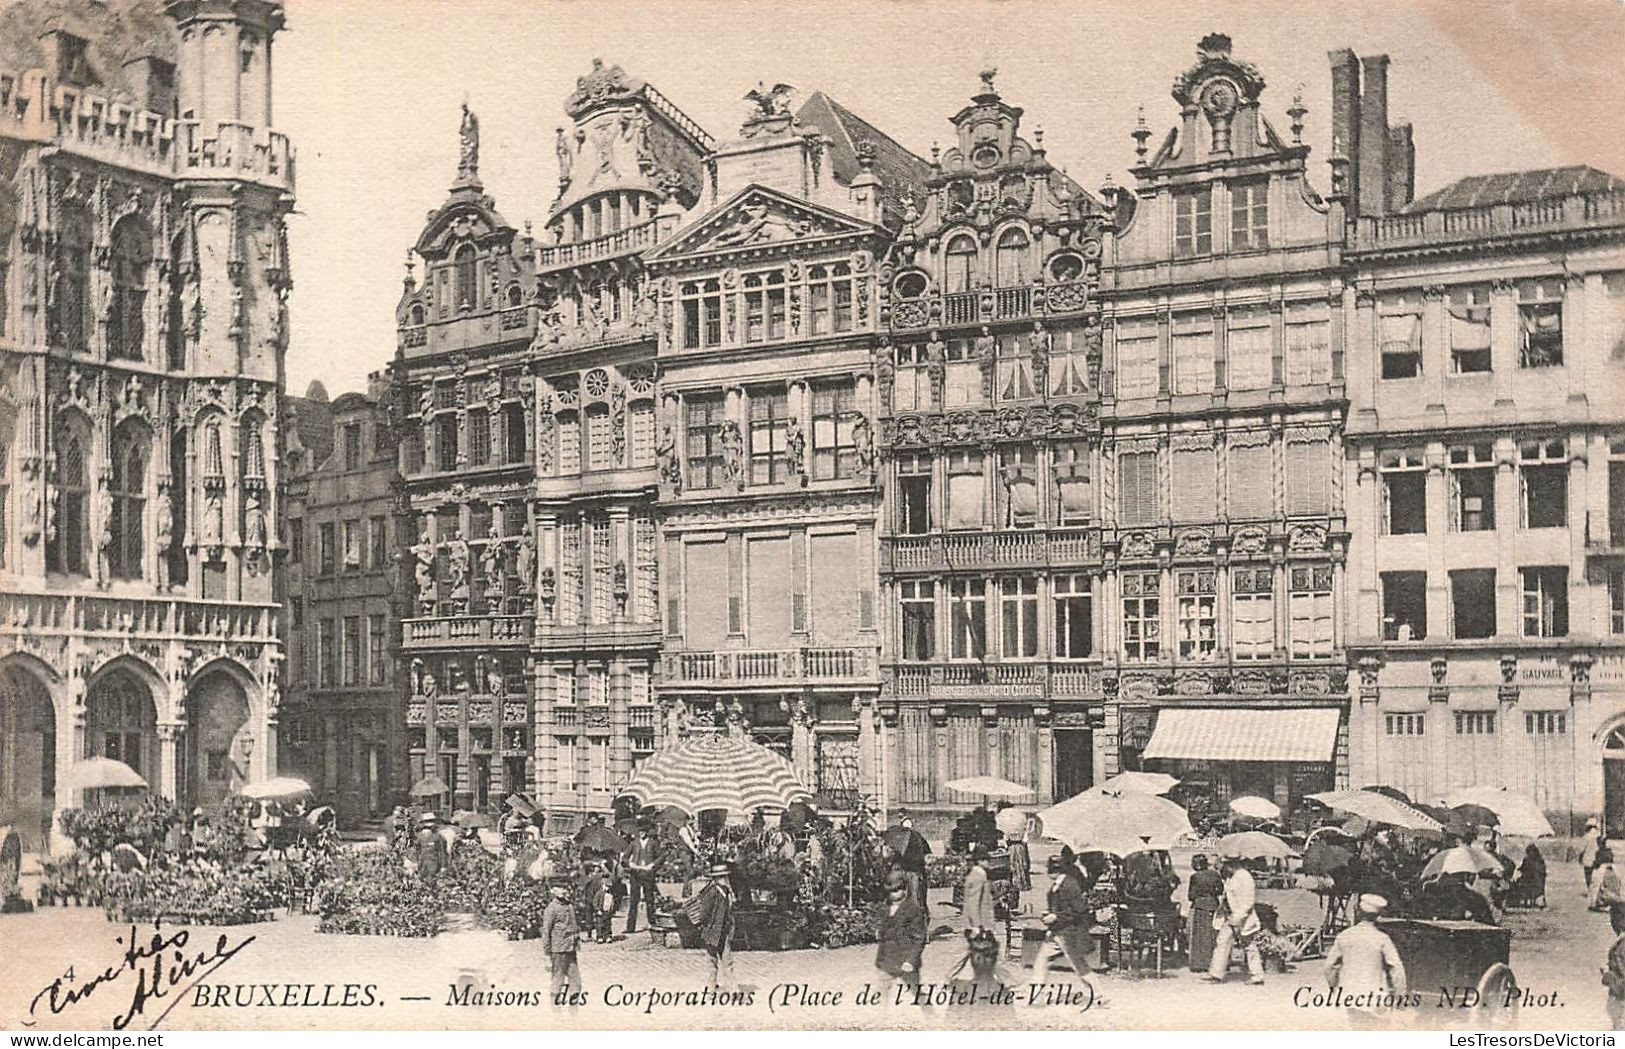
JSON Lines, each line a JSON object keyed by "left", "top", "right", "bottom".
{"left": 744, "top": 82, "right": 797, "bottom": 119}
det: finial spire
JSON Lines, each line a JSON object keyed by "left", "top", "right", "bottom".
{"left": 1287, "top": 85, "right": 1308, "bottom": 145}
{"left": 1132, "top": 106, "right": 1151, "bottom": 161}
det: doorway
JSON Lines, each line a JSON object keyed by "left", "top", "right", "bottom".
{"left": 1054, "top": 729, "right": 1093, "bottom": 800}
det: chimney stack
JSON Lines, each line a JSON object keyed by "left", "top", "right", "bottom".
{"left": 1387, "top": 124, "right": 1416, "bottom": 211}
{"left": 1357, "top": 55, "right": 1391, "bottom": 217}
{"left": 1327, "top": 49, "right": 1413, "bottom": 218}
{"left": 1328, "top": 49, "right": 1360, "bottom": 205}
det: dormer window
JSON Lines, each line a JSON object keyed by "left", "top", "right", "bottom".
{"left": 1174, "top": 187, "right": 1213, "bottom": 257}
{"left": 55, "top": 33, "right": 91, "bottom": 86}
{"left": 454, "top": 245, "right": 477, "bottom": 309}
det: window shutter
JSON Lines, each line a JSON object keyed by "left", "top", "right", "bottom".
{"left": 1172, "top": 448, "right": 1216, "bottom": 522}
{"left": 1227, "top": 441, "right": 1272, "bottom": 521}
{"left": 1286, "top": 440, "right": 1328, "bottom": 515}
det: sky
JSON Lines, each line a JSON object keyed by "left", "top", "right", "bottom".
{"left": 273, "top": 0, "right": 1625, "bottom": 399}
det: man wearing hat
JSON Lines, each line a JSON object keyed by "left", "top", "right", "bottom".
{"left": 540, "top": 882, "right": 583, "bottom": 1004}
{"left": 691, "top": 862, "right": 737, "bottom": 990}
{"left": 1031, "top": 853, "right": 1096, "bottom": 998}
{"left": 1205, "top": 857, "right": 1264, "bottom": 985}
{"left": 876, "top": 870, "right": 927, "bottom": 997}
{"left": 623, "top": 821, "right": 663, "bottom": 934}
{"left": 415, "top": 812, "right": 448, "bottom": 883}
{"left": 1583, "top": 818, "right": 1604, "bottom": 890}
{"left": 1325, "top": 893, "right": 1407, "bottom": 1029}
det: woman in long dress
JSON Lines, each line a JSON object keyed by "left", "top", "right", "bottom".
{"left": 1187, "top": 854, "right": 1223, "bottom": 971}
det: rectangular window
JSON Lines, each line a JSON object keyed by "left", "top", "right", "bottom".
{"left": 1227, "top": 439, "right": 1273, "bottom": 521}
{"left": 1448, "top": 285, "right": 1493, "bottom": 373}
{"left": 343, "top": 518, "right": 362, "bottom": 570}
{"left": 948, "top": 579, "right": 986, "bottom": 660}
{"left": 1286, "top": 439, "right": 1328, "bottom": 516}
{"left": 1449, "top": 444, "right": 1496, "bottom": 531}
{"left": 743, "top": 270, "right": 787, "bottom": 343}
{"left": 892, "top": 342, "right": 930, "bottom": 412}
{"left": 1520, "top": 566, "right": 1568, "bottom": 638}
{"left": 1450, "top": 568, "right": 1497, "bottom": 639}
{"left": 944, "top": 339, "right": 983, "bottom": 407}
{"left": 554, "top": 737, "right": 577, "bottom": 791}
{"left": 1380, "top": 309, "right": 1422, "bottom": 379}
{"left": 370, "top": 516, "right": 388, "bottom": 570}
{"left": 1612, "top": 567, "right": 1625, "bottom": 635}
{"left": 317, "top": 619, "right": 336, "bottom": 687}
{"left": 1054, "top": 441, "right": 1092, "bottom": 525}
{"left": 1121, "top": 572, "right": 1161, "bottom": 661}
{"left": 998, "top": 577, "right": 1039, "bottom": 659}
{"left": 289, "top": 518, "right": 303, "bottom": 565}
{"left": 897, "top": 454, "right": 932, "bottom": 534}
{"left": 1285, "top": 305, "right": 1333, "bottom": 385}
{"left": 812, "top": 382, "right": 859, "bottom": 481}
{"left": 585, "top": 407, "right": 613, "bottom": 471}
{"left": 1053, "top": 574, "right": 1093, "bottom": 658}
{"left": 1381, "top": 570, "right": 1428, "bottom": 641}
{"left": 996, "top": 333, "right": 1036, "bottom": 402}
{"left": 343, "top": 423, "right": 362, "bottom": 471}
{"left": 1518, "top": 279, "right": 1564, "bottom": 368}
{"left": 999, "top": 445, "right": 1038, "bottom": 527}
{"left": 555, "top": 411, "right": 581, "bottom": 475}
{"left": 1117, "top": 450, "right": 1159, "bottom": 526}
{"left": 437, "top": 416, "right": 459, "bottom": 471}
{"left": 504, "top": 402, "right": 527, "bottom": 464}
{"left": 591, "top": 739, "right": 610, "bottom": 792}
{"left": 748, "top": 388, "right": 789, "bottom": 485}
{"left": 1229, "top": 180, "right": 1269, "bottom": 250}
{"left": 1175, "top": 569, "right": 1217, "bottom": 661}
{"left": 1520, "top": 438, "right": 1568, "bottom": 529}
{"left": 1171, "top": 317, "right": 1215, "bottom": 395}
{"left": 368, "top": 614, "right": 387, "bottom": 685}
{"left": 318, "top": 523, "right": 336, "bottom": 576}
{"left": 290, "top": 596, "right": 304, "bottom": 629}
{"left": 1174, "top": 187, "right": 1213, "bottom": 257}
{"left": 1290, "top": 564, "right": 1335, "bottom": 657}
{"left": 1526, "top": 712, "right": 1567, "bottom": 736}
{"left": 946, "top": 450, "right": 984, "bottom": 530}
{"left": 1227, "top": 310, "right": 1272, "bottom": 391}
{"left": 685, "top": 396, "right": 725, "bottom": 490}
{"left": 468, "top": 409, "right": 490, "bottom": 466}
{"left": 899, "top": 580, "right": 935, "bottom": 661}
{"left": 1454, "top": 712, "right": 1496, "bottom": 736}
{"left": 1171, "top": 445, "right": 1217, "bottom": 523}
{"left": 554, "top": 669, "right": 576, "bottom": 707}
{"left": 341, "top": 616, "right": 361, "bottom": 686}
{"left": 1386, "top": 714, "right": 1426, "bottom": 737}
{"left": 628, "top": 401, "right": 655, "bottom": 467}
{"left": 1381, "top": 450, "right": 1427, "bottom": 535}
{"left": 1231, "top": 566, "right": 1274, "bottom": 660}
{"left": 681, "top": 280, "right": 723, "bottom": 349}
{"left": 1115, "top": 320, "right": 1159, "bottom": 399}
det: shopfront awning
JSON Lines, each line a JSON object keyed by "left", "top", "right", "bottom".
{"left": 1142, "top": 707, "right": 1341, "bottom": 764}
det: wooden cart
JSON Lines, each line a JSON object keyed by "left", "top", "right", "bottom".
{"left": 1376, "top": 918, "right": 1519, "bottom": 1026}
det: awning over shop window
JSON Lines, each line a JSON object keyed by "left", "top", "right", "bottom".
{"left": 1142, "top": 707, "right": 1341, "bottom": 764}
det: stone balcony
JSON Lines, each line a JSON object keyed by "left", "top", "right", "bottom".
{"left": 0, "top": 587, "right": 277, "bottom": 642}
{"left": 659, "top": 646, "right": 879, "bottom": 690}
{"left": 535, "top": 220, "right": 663, "bottom": 271}
{"left": 1351, "top": 190, "right": 1625, "bottom": 254}
{"left": 891, "top": 278, "right": 1090, "bottom": 333}
{"left": 888, "top": 658, "right": 1349, "bottom": 703}
{"left": 883, "top": 528, "right": 1100, "bottom": 572}
{"left": 401, "top": 614, "right": 533, "bottom": 651}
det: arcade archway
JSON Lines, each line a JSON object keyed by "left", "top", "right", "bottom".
{"left": 0, "top": 663, "right": 56, "bottom": 850}
{"left": 186, "top": 671, "right": 251, "bottom": 808}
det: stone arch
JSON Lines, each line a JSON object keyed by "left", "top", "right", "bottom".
{"left": 83, "top": 661, "right": 160, "bottom": 794}
{"left": 1596, "top": 714, "right": 1625, "bottom": 839}
{"left": 185, "top": 667, "right": 252, "bottom": 808}
{"left": 0, "top": 655, "right": 59, "bottom": 850}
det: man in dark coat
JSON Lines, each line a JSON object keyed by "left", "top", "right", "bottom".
{"left": 876, "top": 870, "right": 928, "bottom": 997}
{"left": 623, "top": 822, "right": 662, "bottom": 934}
{"left": 691, "top": 862, "right": 737, "bottom": 990}
{"left": 414, "top": 812, "right": 448, "bottom": 882}
{"left": 1031, "top": 854, "right": 1097, "bottom": 997}
{"left": 540, "top": 883, "right": 582, "bottom": 1003}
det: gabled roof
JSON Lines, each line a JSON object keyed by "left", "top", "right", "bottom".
{"left": 795, "top": 91, "right": 932, "bottom": 230}
{"left": 644, "top": 181, "right": 886, "bottom": 264}
{"left": 282, "top": 394, "right": 334, "bottom": 471}
{"left": 1403, "top": 165, "right": 1624, "bottom": 213}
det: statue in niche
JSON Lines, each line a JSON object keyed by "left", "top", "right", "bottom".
{"left": 515, "top": 530, "right": 536, "bottom": 601}
{"left": 411, "top": 529, "right": 436, "bottom": 614}
{"left": 555, "top": 127, "right": 573, "bottom": 188}
{"left": 446, "top": 531, "right": 471, "bottom": 606}
{"left": 244, "top": 492, "right": 267, "bottom": 550}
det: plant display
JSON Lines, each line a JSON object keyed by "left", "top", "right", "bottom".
{"left": 317, "top": 849, "right": 444, "bottom": 938}
{"left": 927, "top": 852, "right": 972, "bottom": 889}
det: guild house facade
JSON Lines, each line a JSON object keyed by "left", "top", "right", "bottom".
{"left": 0, "top": 0, "right": 294, "bottom": 849}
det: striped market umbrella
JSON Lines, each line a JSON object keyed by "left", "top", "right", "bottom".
{"left": 618, "top": 733, "right": 811, "bottom": 817}
{"left": 1308, "top": 789, "right": 1443, "bottom": 833}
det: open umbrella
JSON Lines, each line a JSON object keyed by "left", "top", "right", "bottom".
{"left": 503, "top": 793, "right": 538, "bottom": 818}
{"left": 1308, "top": 789, "right": 1442, "bottom": 832}
{"left": 1035, "top": 788, "right": 1192, "bottom": 853}
{"left": 1421, "top": 844, "right": 1503, "bottom": 881}
{"left": 1452, "top": 803, "right": 1500, "bottom": 830}
{"left": 1363, "top": 785, "right": 1415, "bottom": 804}
{"left": 944, "top": 776, "right": 1035, "bottom": 801}
{"left": 882, "top": 825, "right": 930, "bottom": 865}
{"left": 1217, "top": 831, "right": 1298, "bottom": 861}
{"left": 1093, "top": 771, "right": 1179, "bottom": 796}
{"left": 410, "top": 775, "right": 450, "bottom": 798}
{"left": 64, "top": 757, "right": 147, "bottom": 791}
{"left": 240, "top": 776, "right": 312, "bottom": 800}
{"left": 1417, "top": 804, "right": 1471, "bottom": 839}
{"left": 576, "top": 824, "right": 628, "bottom": 853}
{"left": 1229, "top": 796, "right": 1281, "bottom": 821}
{"left": 619, "top": 734, "right": 810, "bottom": 816}
{"left": 111, "top": 842, "right": 147, "bottom": 871}
{"left": 1443, "top": 787, "right": 1555, "bottom": 838}
{"left": 1302, "top": 840, "right": 1354, "bottom": 878}
{"left": 995, "top": 806, "right": 1030, "bottom": 838}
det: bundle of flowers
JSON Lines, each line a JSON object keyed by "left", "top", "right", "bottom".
{"left": 479, "top": 880, "right": 551, "bottom": 938}
{"left": 927, "top": 853, "right": 972, "bottom": 889}
{"left": 809, "top": 902, "right": 884, "bottom": 948}
{"left": 104, "top": 865, "right": 285, "bottom": 925}
{"left": 317, "top": 850, "right": 443, "bottom": 937}
{"left": 437, "top": 842, "right": 504, "bottom": 913}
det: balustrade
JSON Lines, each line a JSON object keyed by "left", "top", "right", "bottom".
{"left": 660, "top": 646, "right": 875, "bottom": 685}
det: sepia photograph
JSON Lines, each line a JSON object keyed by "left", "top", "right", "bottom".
{"left": 0, "top": 0, "right": 1623, "bottom": 1034}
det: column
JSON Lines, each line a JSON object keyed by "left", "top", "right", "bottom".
{"left": 156, "top": 722, "right": 182, "bottom": 804}
{"left": 1493, "top": 438, "right": 1520, "bottom": 634}
{"left": 533, "top": 662, "right": 555, "bottom": 806}
{"left": 323, "top": 714, "right": 340, "bottom": 795}
{"left": 608, "top": 658, "right": 631, "bottom": 788}
{"left": 1353, "top": 451, "right": 1381, "bottom": 636}
{"left": 1034, "top": 708, "right": 1054, "bottom": 804}
{"left": 1421, "top": 286, "right": 1446, "bottom": 408}
{"left": 1490, "top": 280, "right": 1518, "bottom": 408}
{"left": 1424, "top": 441, "right": 1448, "bottom": 640}
{"left": 789, "top": 698, "right": 815, "bottom": 787}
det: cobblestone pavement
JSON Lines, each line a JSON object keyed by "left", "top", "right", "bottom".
{"left": 1, "top": 856, "right": 1613, "bottom": 1032}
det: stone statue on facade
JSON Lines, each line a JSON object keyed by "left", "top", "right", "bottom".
{"left": 458, "top": 103, "right": 480, "bottom": 183}
{"left": 515, "top": 530, "right": 536, "bottom": 602}
{"left": 654, "top": 423, "right": 681, "bottom": 490}
{"left": 244, "top": 491, "right": 268, "bottom": 553}
{"left": 975, "top": 325, "right": 997, "bottom": 398}
{"left": 95, "top": 477, "right": 114, "bottom": 580}
{"left": 719, "top": 419, "right": 744, "bottom": 488}
{"left": 1030, "top": 320, "right": 1051, "bottom": 394}
{"left": 852, "top": 416, "right": 876, "bottom": 481}
{"left": 411, "top": 529, "right": 436, "bottom": 614}
{"left": 480, "top": 526, "right": 504, "bottom": 592}
{"left": 446, "top": 531, "right": 471, "bottom": 607}
{"left": 555, "top": 127, "right": 573, "bottom": 189}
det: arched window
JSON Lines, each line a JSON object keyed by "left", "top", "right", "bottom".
{"left": 50, "top": 206, "right": 92, "bottom": 352}
{"left": 606, "top": 276, "right": 622, "bottom": 321}
{"left": 945, "top": 235, "right": 977, "bottom": 293}
{"left": 454, "top": 245, "right": 477, "bottom": 309}
{"left": 108, "top": 218, "right": 151, "bottom": 361}
{"left": 110, "top": 425, "right": 147, "bottom": 579}
{"left": 50, "top": 419, "right": 89, "bottom": 575}
{"left": 505, "top": 284, "right": 522, "bottom": 309}
{"left": 996, "top": 228, "right": 1029, "bottom": 287}
{"left": 408, "top": 303, "right": 425, "bottom": 325}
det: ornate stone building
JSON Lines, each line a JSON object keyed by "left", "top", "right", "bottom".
{"left": 393, "top": 107, "right": 542, "bottom": 812}
{"left": 873, "top": 71, "right": 1110, "bottom": 811}
{"left": 278, "top": 377, "right": 405, "bottom": 826}
{"left": 642, "top": 88, "right": 925, "bottom": 811}
{"left": 1341, "top": 59, "right": 1625, "bottom": 829}
{"left": 0, "top": 0, "right": 292, "bottom": 848}
{"left": 526, "top": 60, "right": 708, "bottom": 821}
{"left": 1096, "top": 36, "right": 1350, "bottom": 815}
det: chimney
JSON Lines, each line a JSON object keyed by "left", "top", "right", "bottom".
{"left": 1386, "top": 123, "right": 1416, "bottom": 210}
{"left": 1328, "top": 50, "right": 1360, "bottom": 205}
{"left": 1357, "top": 54, "right": 1391, "bottom": 217}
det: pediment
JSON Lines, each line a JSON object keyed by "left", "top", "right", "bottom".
{"left": 414, "top": 191, "right": 515, "bottom": 259}
{"left": 648, "top": 185, "right": 878, "bottom": 261}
